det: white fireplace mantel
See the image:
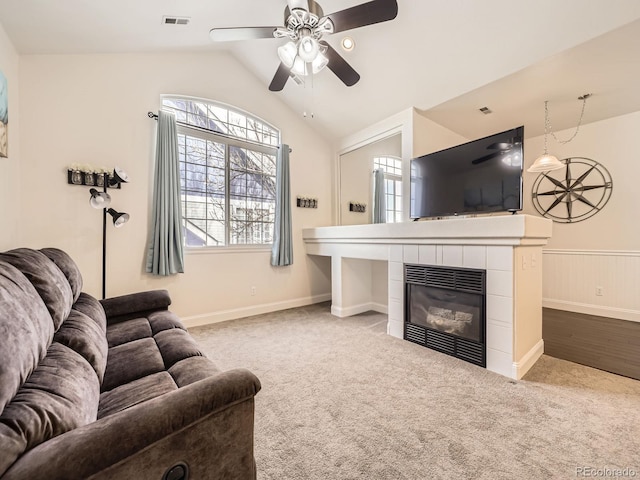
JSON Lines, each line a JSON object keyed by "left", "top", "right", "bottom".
{"left": 303, "top": 214, "right": 553, "bottom": 379}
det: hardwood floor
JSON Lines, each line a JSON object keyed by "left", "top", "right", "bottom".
{"left": 543, "top": 308, "right": 640, "bottom": 380}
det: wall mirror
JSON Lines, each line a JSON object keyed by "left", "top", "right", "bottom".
{"left": 338, "top": 133, "right": 402, "bottom": 225}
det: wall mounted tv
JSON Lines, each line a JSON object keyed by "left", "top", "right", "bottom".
{"left": 410, "top": 126, "right": 524, "bottom": 219}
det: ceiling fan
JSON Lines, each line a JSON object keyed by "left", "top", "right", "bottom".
{"left": 472, "top": 136, "right": 523, "bottom": 165}
{"left": 209, "top": 0, "right": 398, "bottom": 91}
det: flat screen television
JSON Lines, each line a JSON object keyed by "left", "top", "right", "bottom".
{"left": 410, "top": 126, "right": 524, "bottom": 219}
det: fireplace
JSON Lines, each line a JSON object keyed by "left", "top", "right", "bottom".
{"left": 404, "top": 264, "right": 486, "bottom": 367}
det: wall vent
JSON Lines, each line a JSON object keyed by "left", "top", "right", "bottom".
{"left": 163, "top": 16, "right": 191, "bottom": 26}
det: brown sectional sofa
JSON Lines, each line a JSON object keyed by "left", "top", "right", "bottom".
{"left": 0, "top": 247, "right": 261, "bottom": 479}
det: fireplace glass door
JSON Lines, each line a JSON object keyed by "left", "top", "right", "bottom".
{"left": 408, "top": 284, "right": 483, "bottom": 343}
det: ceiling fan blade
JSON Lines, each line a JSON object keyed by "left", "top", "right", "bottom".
{"left": 321, "top": 41, "right": 360, "bottom": 87}
{"left": 209, "top": 27, "right": 279, "bottom": 42}
{"left": 325, "top": 0, "right": 398, "bottom": 34}
{"left": 269, "top": 63, "right": 291, "bottom": 92}
{"left": 471, "top": 151, "right": 503, "bottom": 165}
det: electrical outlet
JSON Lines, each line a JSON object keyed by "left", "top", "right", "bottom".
{"left": 596, "top": 286, "right": 603, "bottom": 296}
{"left": 250, "top": 286, "right": 256, "bottom": 296}
{"left": 531, "top": 253, "right": 537, "bottom": 268}
{"left": 521, "top": 255, "right": 528, "bottom": 270}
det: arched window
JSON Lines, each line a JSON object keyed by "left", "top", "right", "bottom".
{"left": 374, "top": 156, "right": 402, "bottom": 223}
{"left": 162, "top": 96, "right": 281, "bottom": 247}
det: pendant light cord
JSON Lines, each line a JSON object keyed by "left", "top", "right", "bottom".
{"left": 547, "top": 94, "right": 590, "bottom": 145}
{"left": 543, "top": 101, "right": 550, "bottom": 154}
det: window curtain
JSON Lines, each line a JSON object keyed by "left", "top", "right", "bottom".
{"left": 373, "top": 168, "right": 386, "bottom": 224}
{"left": 271, "top": 144, "right": 293, "bottom": 267}
{"left": 145, "top": 110, "right": 185, "bottom": 276}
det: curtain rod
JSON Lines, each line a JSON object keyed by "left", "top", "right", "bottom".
{"left": 147, "top": 111, "right": 291, "bottom": 153}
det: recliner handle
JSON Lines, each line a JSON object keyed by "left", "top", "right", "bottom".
{"left": 162, "top": 462, "right": 189, "bottom": 480}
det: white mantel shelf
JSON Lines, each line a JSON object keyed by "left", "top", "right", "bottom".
{"left": 303, "top": 214, "right": 552, "bottom": 247}
{"left": 303, "top": 214, "right": 553, "bottom": 380}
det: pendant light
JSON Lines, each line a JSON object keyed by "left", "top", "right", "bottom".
{"left": 527, "top": 94, "right": 591, "bottom": 173}
{"left": 527, "top": 101, "right": 563, "bottom": 173}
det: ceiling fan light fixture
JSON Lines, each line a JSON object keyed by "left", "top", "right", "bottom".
{"left": 311, "top": 51, "right": 328, "bottom": 74}
{"left": 298, "top": 35, "right": 319, "bottom": 62}
{"left": 316, "top": 16, "right": 334, "bottom": 34}
{"left": 291, "top": 56, "right": 308, "bottom": 76}
{"left": 278, "top": 41, "right": 298, "bottom": 68}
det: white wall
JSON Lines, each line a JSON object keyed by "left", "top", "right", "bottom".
{"left": 17, "top": 52, "right": 332, "bottom": 324}
{"left": 522, "top": 110, "right": 640, "bottom": 321}
{"left": 0, "top": 23, "right": 19, "bottom": 250}
{"left": 412, "top": 110, "right": 468, "bottom": 159}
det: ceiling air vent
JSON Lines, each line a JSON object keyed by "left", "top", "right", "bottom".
{"left": 163, "top": 16, "right": 191, "bottom": 26}
{"left": 479, "top": 106, "right": 492, "bottom": 115}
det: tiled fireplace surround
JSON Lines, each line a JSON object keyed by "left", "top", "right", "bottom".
{"left": 303, "top": 215, "right": 553, "bottom": 379}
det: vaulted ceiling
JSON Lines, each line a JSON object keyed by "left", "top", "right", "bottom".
{"left": 1, "top": 0, "right": 640, "bottom": 143}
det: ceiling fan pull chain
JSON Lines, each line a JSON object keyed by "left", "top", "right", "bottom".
{"left": 548, "top": 94, "right": 590, "bottom": 145}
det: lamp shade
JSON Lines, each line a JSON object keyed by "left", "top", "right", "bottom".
{"left": 291, "top": 56, "right": 308, "bottom": 76}
{"left": 298, "top": 36, "right": 319, "bottom": 63}
{"left": 89, "top": 188, "right": 111, "bottom": 209}
{"left": 108, "top": 167, "right": 129, "bottom": 187}
{"left": 311, "top": 51, "right": 329, "bottom": 74}
{"left": 277, "top": 41, "right": 297, "bottom": 68}
{"left": 527, "top": 154, "right": 563, "bottom": 173}
{"left": 107, "top": 208, "right": 130, "bottom": 227}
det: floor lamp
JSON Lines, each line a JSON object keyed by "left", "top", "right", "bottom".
{"left": 89, "top": 168, "right": 130, "bottom": 299}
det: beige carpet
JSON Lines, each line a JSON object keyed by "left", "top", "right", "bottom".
{"left": 190, "top": 303, "right": 640, "bottom": 480}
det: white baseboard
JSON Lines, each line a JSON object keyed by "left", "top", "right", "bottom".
{"left": 512, "top": 339, "right": 544, "bottom": 380}
{"left": 331, "top": 302, "right": 388, "bottom": 318}
{"left": 543, "top": 299, "right": 640, "bottom": 323}
{"left": 371, "top": 302, "right": 388, "bottom": 314}
{"left": 183, "top": 293, "right": 332, "bottom": 328}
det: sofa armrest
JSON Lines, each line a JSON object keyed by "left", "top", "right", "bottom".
{"left": 3, "top": 368, "right": 261, "bottom": 480}
{"left": 100, "top": 289, "right": 171, "bottom": 323}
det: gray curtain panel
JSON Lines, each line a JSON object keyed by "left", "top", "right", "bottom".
{"left": 373, "top": 168, "right": 386, "bottom": 224}
{"left": 145, "top": 110, "right": 185, "bottom": 276}
{"left": 271, "top": 144, "right": 293, "bottom": 267}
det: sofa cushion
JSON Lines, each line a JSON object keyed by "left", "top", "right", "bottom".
{"left": 0, "top": 261, "right": 54, "bottom": 413}
{"left": 148, "top": 310, "right": 186, "bottom": 334}
{"left": 40, "top": 248, "right": 83, "bottom": 304}
{"left": 155, "top": 328, "right": 203, "bottom": 369}
{"left": 72, "top": 292, "right": 107, "bottom": 334}
{"left": 98, "top": 372, "right": 178, "bottom": 419}
{"left": 54, "top": 310, "right": 108, "bottom": 383}
{"left": 169, "top": 356, "right": 222, "bottom": 387}
{"left": 0, "top": 249, "right": 73, "bottom": 331}
{"left": 107, "top": 317, "right": 153, "bottom": 348}
{"left": 102, "top": 338, "right": 166, "bottom": 392}
{"left": 0, "top": 342, "right": 100, "bottom": 477}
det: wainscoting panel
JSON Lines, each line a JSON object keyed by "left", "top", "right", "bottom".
{"left": 542, "top": 250, "right": 640, "bottom": 322}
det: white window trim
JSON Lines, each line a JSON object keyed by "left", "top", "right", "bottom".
{"left": 163, "top": 95, "right": 281, "bottom": 252}
{"left": 374, "top": 155, "right": 403, "bottom": 223}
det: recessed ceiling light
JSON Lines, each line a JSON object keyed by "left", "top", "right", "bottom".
{"left": 341, "top": 36, "right": 355, "bottom": 52}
